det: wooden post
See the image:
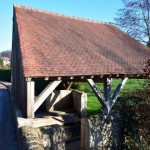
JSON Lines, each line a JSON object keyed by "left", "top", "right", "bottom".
{"left": 87, "top": 78, "right": 128, "bottom": 114}
{"left": 27, "top": 81, "right": 35, "bottom": 118}
{"left": 104, "top": 78, "right": 112, "bottom": 106}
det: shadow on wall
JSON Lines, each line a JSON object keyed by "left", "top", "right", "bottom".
{"left": 81, "top": 114, "right": 123, "bottom": 150}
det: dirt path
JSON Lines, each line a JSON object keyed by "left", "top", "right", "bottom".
{"left": 0, "top": 83, "right": 20, "bottom": 150}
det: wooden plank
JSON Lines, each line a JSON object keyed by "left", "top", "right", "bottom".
{"left": 87, "top": 79, "right": 108, "bottom": 111}
{"left": 27, "top": 81, "right": 35, "bottom": 118}
{"left": 111, "top": 78, "right": 128, "bottom": 107}
{"left": 17, "top": 117, "right": 63, "bottom": 128}
{"left": 53, "top": 114, "right": 80, "bottom": 124}
{"left": 26, "top": 77, "right": 32, "bottom": 82}
{"left": 34, "top": 80, "right": 62, "bottom": 112}
{"left": 81, "top": 118, "right": 89, "bottom": 150}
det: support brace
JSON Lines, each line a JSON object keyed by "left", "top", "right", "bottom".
{"left": 87, "top": 79, "right": 108, "bottom": 112}
{"left": 111, "top": 78, "right": 128, "bottom": 109}
{"left": 26, "top": 80, "right": 61, "bottom": 118}
{"left": 34, "top": 80, "right": 62, "bottom": 112}
{"left": 87, "top": 78, "right": 128, "bottom": 114}
{"left": 66, "top": 82, "right": 73, "bottom": 90}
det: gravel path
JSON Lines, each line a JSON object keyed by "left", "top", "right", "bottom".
{"left": 0, "top": 83, "right": 20, "bottom": 150}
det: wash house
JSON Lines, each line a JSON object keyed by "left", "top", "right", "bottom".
{"left": 12, "top": 5, "right": 150, "bottom": 119}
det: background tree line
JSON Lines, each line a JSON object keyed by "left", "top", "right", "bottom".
{"left": 115, "top": 0, "right": 150, "bottom": 149}
{"left": 0, "top": 50, "right": 11, "bottom": 58}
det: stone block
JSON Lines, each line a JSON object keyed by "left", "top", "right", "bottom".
{"left": 19, "top": 125, "right": 65, "bottom": 150}
{"left": 81, "top": 114, "right": 123, "bottom": 150}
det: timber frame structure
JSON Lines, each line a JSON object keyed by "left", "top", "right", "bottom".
{"left": 24, "top": 77, "right": 128, "bottom": 118}
{"left": 12, "top": 5, "right": 150, "bottom": 118}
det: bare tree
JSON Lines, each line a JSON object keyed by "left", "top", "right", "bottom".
{"left": 115, "top": 0, "right": 150, "bottom": 47}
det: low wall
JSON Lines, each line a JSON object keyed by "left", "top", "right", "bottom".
{"left": 19, "top": 125, "right": 65, "bottom": 150}
{"left": 81, "top": 114, "right": 123, "bottom": 150}
{"left": 46, "top": 90, "right": 87, "bottom": 117}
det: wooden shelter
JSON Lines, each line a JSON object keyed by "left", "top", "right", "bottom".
{"left": 12, "top": 5, "right": 150, "bottom": 118}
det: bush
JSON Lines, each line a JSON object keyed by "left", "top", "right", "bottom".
{"left": 71, "top": 82, "right": 84, "bottom": 91}
{"left": 117, "top": 90, "right": 150, "bottom": 150}
{"left": 0, "top": 68, "right": 11, "bottom": 82}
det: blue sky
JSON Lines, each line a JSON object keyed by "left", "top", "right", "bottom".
{"left": 0, "top": 0, "right": 123, "bottom": 52}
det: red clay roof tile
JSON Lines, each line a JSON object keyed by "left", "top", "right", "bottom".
{"left": 13, "top": 5, "right": 150, "bottom": 78}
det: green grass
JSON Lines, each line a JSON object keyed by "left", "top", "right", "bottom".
{"left": 81, "top": 79, "right": 148, "bottom": 116}
{"left": 87, "top": 92, "right": 103, "bottom": 116}
{"left": 84, "top": 79, "right": 147, "bottom": 93}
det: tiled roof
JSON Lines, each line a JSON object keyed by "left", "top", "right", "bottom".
{"left": 14, "top": 5, "right": 150, "bottom": 78}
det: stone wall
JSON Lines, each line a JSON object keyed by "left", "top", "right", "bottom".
{"left": 81, "top": 114, "right": 123, "bottom": 150}
{"left": 19, "top": 125, "right": 65, "bottom": 150}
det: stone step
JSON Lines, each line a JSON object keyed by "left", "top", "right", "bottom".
{"left": 64, "top": 123, "right": 81, "bottom": 142}
{"left": 53, "top": 113, "right": 80, "bottom": 125}
{"left": 66, "top": 139, "right": 80, "bottom": 150}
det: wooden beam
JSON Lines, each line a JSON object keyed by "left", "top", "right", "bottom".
{"left": 100, "top": 75, "right": 104, "bottom": 78}
{"left": 104, "top": 78, "right": 112, "bottom": 107}
{"left": 70, "top": 76, "right": 74, "bottom": 79}
{"left": 45, "top": 77, "right": 49, "bottom": 80}
{"left": 111, "top": 78, "right": 128, "bottom": 107}
{"left": 81, "top": 76, "right": 84, "bottom": 79}
{"left": 27, "top": 81, "right": 35, "bottom": 118}
{"left": 66, "top": 82, "right": 73, "bottom": 90}
{"left": 91, "top": 76, "right": 94, "bottom": 78}
{"left": 34, "top": 80, "right": 62, "bottom": 112}
{"left": 87, "top": 79, "right": 108, "bottom": 112}
{"left": 87, "top": 78, "right": 128, "bottom": 114}
{"left": 57, "top": 77, "right": 62, "bottom": 80}
{"left": 26, "top": 77, "right": 32, "bottom": 82}
{"left": 17, "top": 117, "right": 63, "bottom": 128}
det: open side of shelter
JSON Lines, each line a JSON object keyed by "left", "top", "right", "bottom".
{"left": 24, "top": 77, "right": 129, "bottom": 118}
{"left": 11, "top": 5, "right": 150, "bottom": 120}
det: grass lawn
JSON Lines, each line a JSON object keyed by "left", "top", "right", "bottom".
{"left": 79, "top": 79, "right": 148, "bottom": 115}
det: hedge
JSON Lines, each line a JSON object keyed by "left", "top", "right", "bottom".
{"left": 0, "top": 69, "right": 11, "bottom": 82}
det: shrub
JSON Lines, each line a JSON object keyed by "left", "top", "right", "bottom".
{"left": 0, "top": 68, "right": 11, "bottom": 82}
{"left": 71, "top": 82, "right": 84, "bottom": 91}
{"left": 117, "top": 89, "right": 150, "bottom": 149}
